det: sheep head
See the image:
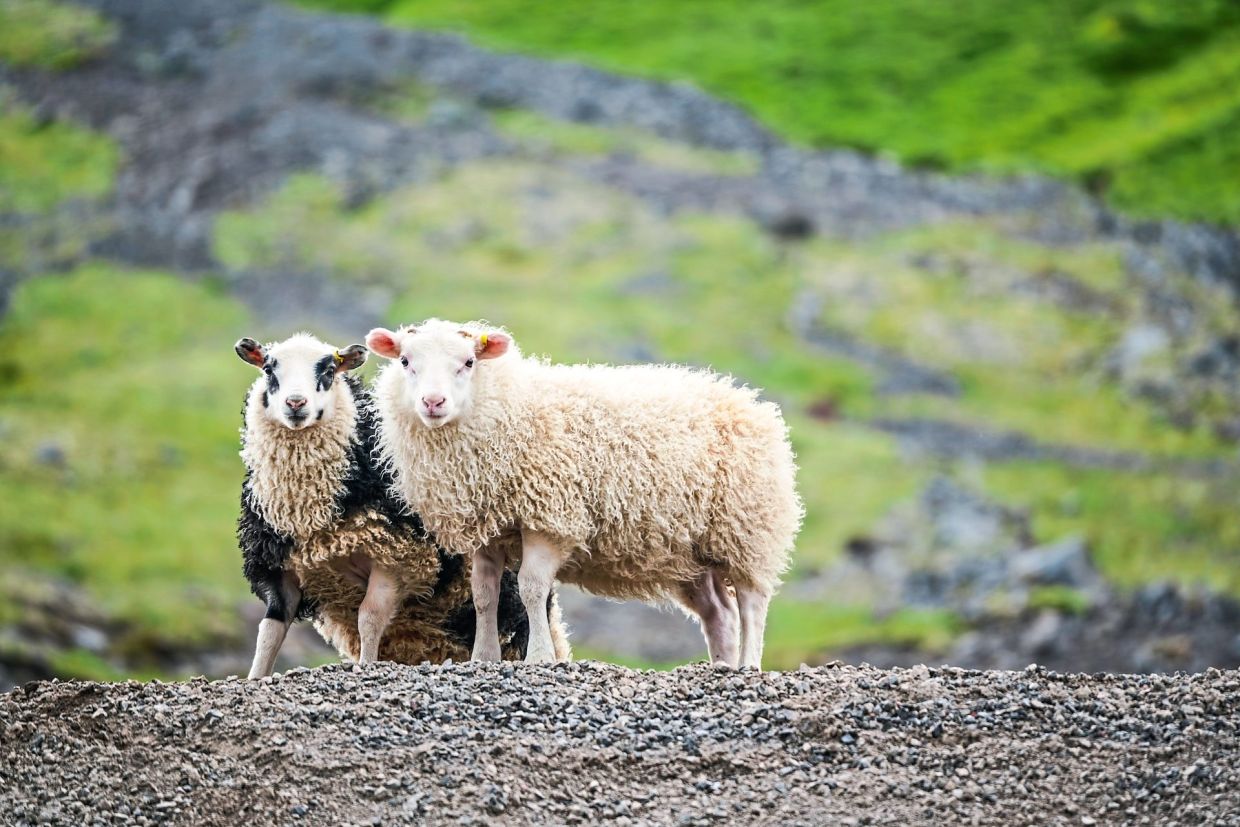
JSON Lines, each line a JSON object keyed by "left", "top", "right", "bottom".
{"left": 367, "top": 319, "right": 510, "bottom": 429}
{"left": 235, "top": 333, "right": 366, "bottom": 430}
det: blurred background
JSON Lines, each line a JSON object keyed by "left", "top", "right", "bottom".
{"left": 1, "top": 0, "right": 1238, "bottom": 687}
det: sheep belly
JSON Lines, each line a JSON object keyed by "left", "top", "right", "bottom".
{"left": 515, "top": 366, "right": 799, "bottom": 600}
{"left": 288, "top": 509, "right": 525, "bottom": 663}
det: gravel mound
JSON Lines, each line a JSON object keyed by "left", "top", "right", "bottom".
{"left": 3, "top": 662, "right": 1238, "bottom": 825}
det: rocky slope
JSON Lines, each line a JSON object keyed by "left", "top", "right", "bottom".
{"left": 2, "top": 662, "right": 1239, "bottom": 826}
{"left": 2, "top": 0, "right": 1239, "bottom": 683}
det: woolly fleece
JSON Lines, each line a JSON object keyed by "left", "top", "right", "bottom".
{"left": 239, "top": 336, "right": 552, "bottom": 663}
{"left": 374, "top": 320, "right": 803, "bottom": 602}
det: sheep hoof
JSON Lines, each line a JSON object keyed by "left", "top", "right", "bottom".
{"left": 524, "top": 648, "right": 556, "bottom": 665}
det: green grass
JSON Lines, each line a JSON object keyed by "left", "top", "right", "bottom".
{"left": 0, "top": 0, "right": 116, "bottom": 69}
{"left": 764, "top": 603, "right": 962, "bottom": 668}
{"left": 983, "top": 462, "right": 1240, "bottom": 593}
{"left": 799, "top": 220, "right": 1236, "bottom": 458}
{"left": 295, "top": 0, "right": 1240, "bottom": 225}
{"left": 0, "top": 266, "right": 262, "bottom": 654}
{"left": 1027, "top": 585, "right": 1092, "bottom": 616}
{"left": 365, "top": 79, "right": 439, "bottom": 124}
{"left": 0, "top": 92, "right": 119, "bottom": 213}
{"left": 572, "top": 604, "right": 963, "bottom": 671}
{"left": 493, "top": 110, "right": 760, "bottom": 176}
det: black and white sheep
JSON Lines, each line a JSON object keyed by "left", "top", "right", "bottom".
{"left": 367, "top": 320, "right": 802, "bottom": 669}
{"left": 234, "top": 332, "right": 569, "bottom": 677}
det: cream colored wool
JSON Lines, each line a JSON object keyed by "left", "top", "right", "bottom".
{"left": 241, "top": 354, "right": 555, "bottom": 665}
{"left": 291, "top": 510, "right": 528, "bottom": 664}
{"left": 242, "top": 376, "right": 355, "bottom": 539}
{"left": 289, "top": 509, "right": 441, "bottom": 611}
{"left": 373, "top": 320, "right": 803, "bottom": 602}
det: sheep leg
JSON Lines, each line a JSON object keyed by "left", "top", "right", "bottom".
{"left": 519, "top": 528, "right": 569, "bottom": 664}
{"left": 678, "top": 569, "right": 740, "bottom": 668}
{"left": 358, "top": 565, "right": 399, "bottom": 663}
{"left": 735, "top": 584, "right": 771, "bottom": 670}
{"left": 247, "top": 570, "right": 302, "bottom": 679}
{"left": 471, "top": 543, "right": 507, "bottom": 662}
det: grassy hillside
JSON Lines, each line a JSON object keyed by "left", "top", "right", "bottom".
{"left": 0, "top": 267, "right": 257, "bottom": 672}
{"left": 296, "top": 0, "right": 1240, "bottom": 226}
{"left": 2, "top": 0, "right": 1238, "bottom": 678}
{"left": 213, "top": 159, "right": 1240, "bottom": 593}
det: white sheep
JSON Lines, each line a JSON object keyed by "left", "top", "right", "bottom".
{"left": 368, "top": 319, "right": 802, "bottom": 668}
{"left": 234, "top": 332, "right": 567, "bottom": 677}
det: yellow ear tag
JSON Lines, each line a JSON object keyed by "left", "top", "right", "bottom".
{"left": 479, "top": 334, "right": 489, "bottom": 348}
{"left": 333, "top": 351, "right": 344, "bottom": 365}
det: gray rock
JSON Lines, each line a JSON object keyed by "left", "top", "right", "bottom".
{"left": 1010, "top": 537, "right": 1098, "bottom": 589}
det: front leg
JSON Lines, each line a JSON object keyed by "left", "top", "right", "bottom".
{"left": 248, "top": 570, "right": 301, "bottom": 679}
{"left": 358, "top": 565, "right": 399, "bottom": 664}
{"left": 471, "top": 543, "right": 506, "bottom": 662}
{"left": 518, "top": 528, "right": 569, "bottom": 664}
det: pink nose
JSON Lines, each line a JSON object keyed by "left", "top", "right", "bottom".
{"left": 422, "top": 394, "right": 445, "bottom": 411}
{"left": 285, "top": 395, "right": 307, "bottom": 411}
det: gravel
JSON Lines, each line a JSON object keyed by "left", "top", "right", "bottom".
{"left": 2, "top": 662, "right": 1238, "bottom": 825}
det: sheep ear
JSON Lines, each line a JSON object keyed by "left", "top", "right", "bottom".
{"left": 235, "top": 337, "right": 266, "bottom": 368}
{"left": 365, "top": 327, "right": 402, "bottom": 359}
{"left": 335, "top": 344, "right": 367, "bottom": 372}
{"left": 476, "top": 331, "right": 510, "bottom": 360}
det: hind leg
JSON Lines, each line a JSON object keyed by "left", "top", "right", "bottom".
{"left": 519, "top": 528, "right": 570, "bottom": 663}
{"left": 735, "top": 585, "right": 771, "bottom": 670}
{"left": 677, "top": 568, "right": 740, "bottom": 667}
{"left": 547, "top": 589, "right": 573, "bottom": 663}
{"left": 358, "top": 565, "right": 399, "bottom": 663}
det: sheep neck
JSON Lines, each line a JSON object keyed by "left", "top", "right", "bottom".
{"left": 241, "top": 380, "right": 357, "bottom": 539}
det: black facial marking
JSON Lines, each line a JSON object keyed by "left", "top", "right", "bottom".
{"left": 261, "top": 391, "right": 269, "bottom": 408}
{"left": 264, "top": 358, "right": 280, "bottom": 396}
{"left": 316, "top": 409, "right": 324, "bottom": 421}
{"left": 314, "top": 354, "right": 336, "bottom": 392}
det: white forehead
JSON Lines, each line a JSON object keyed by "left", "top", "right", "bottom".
{"left": 266, "top": 332, "right": 334, "bottom": 366}
{"left": 399, "top": 319, "right": 477, "bottom": 360}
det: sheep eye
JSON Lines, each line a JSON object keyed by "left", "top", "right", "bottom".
{"left": 399, "top": 356, "right": 409, "bottom": 367}
{"left": 465, "top": 358, "right": 475, "bottom": 369}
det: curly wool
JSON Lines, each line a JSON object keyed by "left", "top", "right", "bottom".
{"left": 239, "top": 366, "right": 551, "bottom": 663}
{"left": 241, "top": 378, "right": 354, "bottom": 539}
{"left": 374, "top": 323, "right": 803, "bottom": 601}
{"left": 287, "top": 509, "right": 539, "bottom": 663}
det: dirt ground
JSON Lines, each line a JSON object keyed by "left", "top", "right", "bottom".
{"left": 2, "top": 661, "right": 1238, "bottom": 826}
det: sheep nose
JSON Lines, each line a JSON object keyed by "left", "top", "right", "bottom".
{"left": 422, "top": 394, "right": 445, "bottom": 411}
{"left": 285, "top": 395, "right": 308, "bottom": 411}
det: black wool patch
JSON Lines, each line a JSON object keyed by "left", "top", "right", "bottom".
{"left": 237, "top": 478, "right": 314, "bottom": 622}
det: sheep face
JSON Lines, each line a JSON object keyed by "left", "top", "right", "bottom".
{"left": 235, "top": 333, "right": 367, "bottom": 429}
{"left": 367, "top": 320, "right": 509, "bottom": 428}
